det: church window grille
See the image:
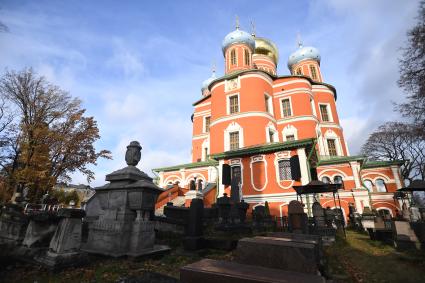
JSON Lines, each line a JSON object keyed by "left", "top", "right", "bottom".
{"left": 229, "top": 95, "right": 239, "bottom": 114}
{"left": 327, "top": 139, "right": 337, "bottom": 156}
{"left": 320, "top": 104, "right": 329, "bottom": 121}
{"left": 244, "top": 49, "right": 250, "bottom": 65}
{"left": 296, "top": 68, "right": 302, "bottom": 75}
{"left": 229, "top": 131, "right": 239, "bottom": 150}
{"left": 231, "top": 49, "right": 237, "bottom": 65}
{"left": 204, "top": 116, "right": 210, "bottom": 132}
{"left": 310, "top": 65, "right": 318, "bottom": 80}
{"left": 321, "top": 176, "right": 331, "bottom": 184}
{"left": 281, "top": 99, "right": 292, "bottom": 117}
{"left": 278, "top": 160, "right": 291, "bottom": 180}
{"left": 286, "top": 134, "right": 295, "bottom": 141}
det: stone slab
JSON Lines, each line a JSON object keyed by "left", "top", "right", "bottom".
{"left": 180, "top": 259, "right": 325, "bottom": 283}
{"left": 234, "top": 237, "right": 319, "bottom": 274}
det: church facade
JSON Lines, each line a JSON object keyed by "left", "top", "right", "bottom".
{"left": 153, "top": 24, "right": 404, "bottom": 220}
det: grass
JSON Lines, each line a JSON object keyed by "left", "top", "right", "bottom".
{"left": 2, "top": 230, "right": 424, "bottom": 282}
{"left": 324, "top": 230, "right": 425, "bottom": 283}
{"left": 0, "top": 248, "right": 232, "bottom": 283}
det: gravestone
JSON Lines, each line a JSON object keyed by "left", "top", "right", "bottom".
{"left": 288, "top": 200, "right": 308, "bottom": 234}
{"left": 312, "top": 202, "right": 325, "bottom": 228}
{"left": 183, "top": 198, "right": 204, "bottom": 250}
{"left": 180, "top": 259, "right": 325, "bottom": 283}
{"left": 234, "top": 237, "right": 320, "bottom": 274}
{"left": 0, "top": 204, "right": 29, "bottom": 245}
{"left": 83, "top": 141, "right": 169, "bottom": 257}
{"left": 35, "top": 208, "right": 87, "bottom": 268}
{"left": 216, "top": 193, "right": 231, "bottom": 224}
{"left": 22, "top": 212, "right": 59, "bottom": 248}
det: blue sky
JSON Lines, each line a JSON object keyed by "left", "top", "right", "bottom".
{"left": 0, "top": 0, "right": 419, "bottom": 186}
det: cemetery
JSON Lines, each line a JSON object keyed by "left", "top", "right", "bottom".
{"left": 1, "top": 1, "right": 425, "bottom": 283}
{"left": 0, "top": 141, "right": 424, "bottom": 282}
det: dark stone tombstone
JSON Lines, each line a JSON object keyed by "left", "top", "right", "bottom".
{"left": 237, "top": 200, "right": 249, "bottom": 224}
{"left": 216, "top": 193, "right": 231, "bottom": 224}
{"left": 288, "top": 200, "right": 308, "bottom": 234}
{"left": 324, "top": 207, "right": 335, "bottom": 228}
{"left": 312, "top": 202, "right": 325, "bottom": 228}
{"left": 230, "top": 178, "right": 240, "bottom": 203}
{"left": 184, "top": 198, "right": 204, "bottom": 250}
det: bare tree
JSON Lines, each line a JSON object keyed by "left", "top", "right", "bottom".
{"left": 398, "top": 1, "right": 425, "bottom": 128}
{"left": 361, "top": 122, "right": 425, "bottom": 182}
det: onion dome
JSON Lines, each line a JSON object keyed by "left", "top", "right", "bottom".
{"left": 287, "top": 43, "right": 321, "bottom": 69}
{"left": 201, "top": 69, "right": 216, "bottom": 91}
{"left": 222, "top": 27, "right": 255, "bottom": 54}
{"left": 254, "top": 37, "right": 279, "bottom": 65}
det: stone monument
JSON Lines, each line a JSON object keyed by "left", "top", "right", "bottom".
{"left": 83, "top": 141, "right": 169, "bottom": 257}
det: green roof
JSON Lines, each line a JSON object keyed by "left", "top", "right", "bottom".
{"left": 317, "top": 155, "right": 366, "bottom": 166}
{"left": 211, "top": 138, "right": 316, "bottom": 160}
{"left": 193, "top": 69, "right": 337, "bottom": 106}
{"left": 362, "top": 160, "right": 405, "bottom": 169}
{"left": 153, "top": 160, "right": 219, "bottom": 172}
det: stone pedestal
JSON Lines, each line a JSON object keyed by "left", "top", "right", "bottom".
{"left": 82, "top": 141, "right": 170, "bottom": 257}
{"left": 0, "top": 204, "right": 28, "bottom": 245}
{"left": 22, "top": 213, "right": 58, "bottom": 248}
{"left": 35, "top": 208, "right": 88, "bottom": 269}
{"left": 393, "top": 220, "right": 421, "bottom": 250}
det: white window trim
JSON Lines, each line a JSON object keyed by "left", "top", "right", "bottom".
{"left": 324, "top": 130, "right": 342, "bottom": 156}
{"left": 280, "top": 96, "right": 293, "bottom": 119}
{"left": 282, "top": 124, "right": 298, "bottom": 142}
{"left": 264, "top": 92, "right": 274, "bottom": 115}
{"left": 250, "top": 155, "right": 268, "bottom": 191}
{"left": 318, "top": 103, "right": 333, "bottom": 122}
{"left": 226, "top": 93, "right": 240, "bottom": 115}
{"left": 224, "top": 122, "right": 244, "bottom": 151}
{"left": 201, "top": 137, "right": 210, "bottom": 161}
{"left": 230, "top": 158, "right": 244, "bottom": 197}
{"left": 274, "top": 151, "right": 295, "bottom": 189}
{"left": 265, "top": 122, "right": 279, "bottom": 143}
{"left": 203, "top": 116, "right": 211, "bottom": 133}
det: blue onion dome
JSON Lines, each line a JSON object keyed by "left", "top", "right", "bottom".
{"left": 287, "top": 44, "right": 321, "bottom": 69}
{"left": 222, "top": 27, "right": 256, "bottom": 54}
{"left": 254, "top": 37, "right": 279, "bottom": 65}
{"left": 201, "top": 71, "right": 217, "bottom": 91}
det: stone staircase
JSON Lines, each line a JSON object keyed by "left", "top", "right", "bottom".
{"left": 155, "top": 196, "right": 185, "bottom": 216}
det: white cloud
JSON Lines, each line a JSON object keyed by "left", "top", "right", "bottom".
{"left": 105, "top": 39, "right": 145, "bottom": 77}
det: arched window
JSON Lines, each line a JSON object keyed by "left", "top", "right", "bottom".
{"left": 321, "top": 176, "right": 331, "bottom": 184}
{"left": 231, "top": 49, "right": 237, "bottom": 65}
{"left": 244, "top": 49, "right": 250, "bottom": 65}
{"left": 363, "top": 180, "right": 373, "bottom": 192}
{"left": 310, "top": 65, "right": 318, "bottom": 80}
{"left": 296, "top": 68, "right": 302, "bottom": 75}
{"left": 376, "top": 179, "right": 387, "bottom": 192}
{"left": 333, "top": 175, "right": 344, "bottom": 189}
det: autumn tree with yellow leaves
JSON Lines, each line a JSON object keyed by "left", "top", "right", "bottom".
{"left": 0, "top": 68, "right": 111, "bottom": 202}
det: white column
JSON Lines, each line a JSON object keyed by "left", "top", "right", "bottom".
{"left": 391, "top": 165, "right": 403, "bottom": 189}
{"left": 159, "top": 172, "right": 164, "bottom": 187}
{"left": 218, "top": 159, "right": 225, "bottom": 197}
{"left": 350, "top": 161, "right": 361, "bottom": 188}
{"left": 297, "top": 148, "right": 310, "bottom": 185}
{"left": 180, "top": 169, "right": 186, "bottom": 187}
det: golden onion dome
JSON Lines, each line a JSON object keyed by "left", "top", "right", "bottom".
{"left": 254, "top": 37, "right": 279, "bottom": 65}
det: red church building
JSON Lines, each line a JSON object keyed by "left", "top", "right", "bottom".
{"left": 153, "top": 23, "right": 404, "bottom": 221}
